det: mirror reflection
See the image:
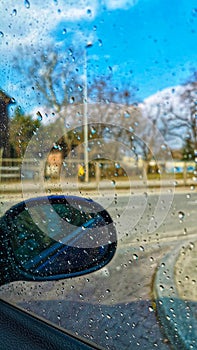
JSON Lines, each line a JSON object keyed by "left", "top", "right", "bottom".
{"left": 7, "top": 198, "right": 116, "bottom": 278}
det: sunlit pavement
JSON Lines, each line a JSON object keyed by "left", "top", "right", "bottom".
{"left": 154, "top": 240, "right": 197, "bottom": 350}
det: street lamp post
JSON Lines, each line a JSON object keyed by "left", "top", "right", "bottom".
{"left": 83, "top": 43, "right": 92, "bottom": 182}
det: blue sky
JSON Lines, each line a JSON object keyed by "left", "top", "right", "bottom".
{"left": 0, "top": 0, "right": 197, "bottom": 113}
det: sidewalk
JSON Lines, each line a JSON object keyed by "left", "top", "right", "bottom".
{"left": 153, "top": 240, "right": 197, "bottom": 350}
{"left": 0, "top": 178, "right": 196, "bottom": 194}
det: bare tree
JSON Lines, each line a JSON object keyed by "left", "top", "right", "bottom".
{"left": 14, "top": 47, "right": 84, "bottom": 112}
{"left": 14, "top": 46, "right": 86, "bottom": 157}
{"left": 180, "top": 73, "right": 197, "bottom": 157}
{"left": 14, "top": 46, "right": 146, "bottom": 164}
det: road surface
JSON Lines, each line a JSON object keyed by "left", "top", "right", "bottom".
{"left": 0, "top": 189, "right": 196, "bottom": 349}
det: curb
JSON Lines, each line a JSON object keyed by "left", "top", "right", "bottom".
{"left": 153, "top": 243, "right": 197, "bottom": 350}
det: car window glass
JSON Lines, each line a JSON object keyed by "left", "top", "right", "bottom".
{"left": 0, "top": 1, "right": 197, "bottom": 349}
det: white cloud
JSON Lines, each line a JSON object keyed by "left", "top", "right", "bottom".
{"left": 140, "top": 85, "right": 191, "bottom": 125}
{"left": 0, "top": 0, "right": 99, "bottom": 52}
{"left": 104, "top": 0, "right": 138, "bottom": 10}
{"left": 0, "top": 0, "right": 138, "bottom": 53}
{"left": 0, "top": 0, "right": 139, "bottom": 69}
{"left": 0, "top": 0, "right": 139, "bottom": 108}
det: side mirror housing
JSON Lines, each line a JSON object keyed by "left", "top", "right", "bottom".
{"left": 0, "top": 195, "right": 117, "bottom": 285}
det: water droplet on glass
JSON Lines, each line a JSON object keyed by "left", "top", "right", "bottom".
{"left": 24, "top": 0, "right": 30, "bottom": 9}
{"left": 62, "top": 28, "right": 67, "bottom": 35}
{"left": 77, "top": 84, "right": 83, "bottom": 92}
{"left": 183, "top": 228, "right": 187, "bottom": 235}
{"left": 189, "top": 242, "right": 194, "bottom": 249}
{"left": 124, "top": 111, "right": 130, "bottom": 118}
{"left": 111, "top": 180, "right": 116, "bottom": 186}
{"left": 90, "top": 126, "right": 96, "bottom": 134}
{"left": 12, "top": 9, "right": 17, "bottom": 16}
{"left": 87, "top": 9, "right": 92, "bottom": 16}
{"left": 192, "top": 8, "right": 197, "bottom": 16}
{"left": 69, "top": 96, "right": 75, "bottom": 104}
{"left": 178, "top": 211, "right": 185, "bottom": 221}
{"left": 36, "top": 111, "right": 42, "bottom": 121}
{"left": 159, "top": 285, "right": 164, "bottom": 291}
{"left": 0, "top": 31, "right": 4, "bottom": 38}
{"left": 149, "top": 306, "right": 154, "bottom": 312}
{"left": 106, "top": 314, "right": 112, "bottom": 319}
{"left": 98, "top": 39, "right": 103, "bottom": 47}
{"left": 133, "top": 254, "right": 138, "bottom": 260}
{"left": 129, "top": 126, "right": 134, "bottom": 132}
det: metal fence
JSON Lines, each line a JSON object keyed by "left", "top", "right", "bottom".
{"left": 0, "top": 158, "right": 196, "bottom": 184}
{"left": 0, "top": 158, "right": 40, "bottom": 182}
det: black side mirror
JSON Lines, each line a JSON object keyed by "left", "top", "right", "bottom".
{"left": 0, "top": 195, "right": 117, "bottom": 285}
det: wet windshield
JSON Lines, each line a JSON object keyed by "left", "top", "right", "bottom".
{"left": 0, "top": 1, "right": 197, "bottom": 349}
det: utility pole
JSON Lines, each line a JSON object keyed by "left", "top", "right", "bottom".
{"left": 83, "top": 42, "right": 92, "bottom": 182}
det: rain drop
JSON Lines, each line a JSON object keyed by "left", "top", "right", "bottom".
{"left": 106, "top": 314, "right": 112, "bottom": 319}
{"left": 87, "top": 9, "right": 92, "bottom": 16}
{"left": 69, "top": 96, "right": 75, "bottom": 104}
{"left": 36, "top": 111, "right": 43, "bottom": 121}
{"left": 133, "top": 254, "right": 138, "bottom": 260}
{"left": 149, "top": 306, "right": 154, "bottom": 312}
{"left": 178, "top": 211, "right": 185, "bottom": 221}
{"left": 24, "top": 0, "right": 30, "bottom": 9}
{"left": 124, "top": 111, "right": 130, "bottom": 118}
{"left": 12, "top": 9, "right": 17, "bottom": 16}
{"left": 183, "top": 228, "right": 187, "bottom": 235}
{"left": 62, "top": 28, "right": 67, "bottom": 35}
{"left": 0, "top": 31, "right": 4, "bottom": 38}
{"left": 77, "top": 84, "right": 83, "bottom": 92}
{"left": 192, "top": 8, "right": 197, "bottom": 16}
{"left": 90, "top": 126, "right": 96, "bottom": 135}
